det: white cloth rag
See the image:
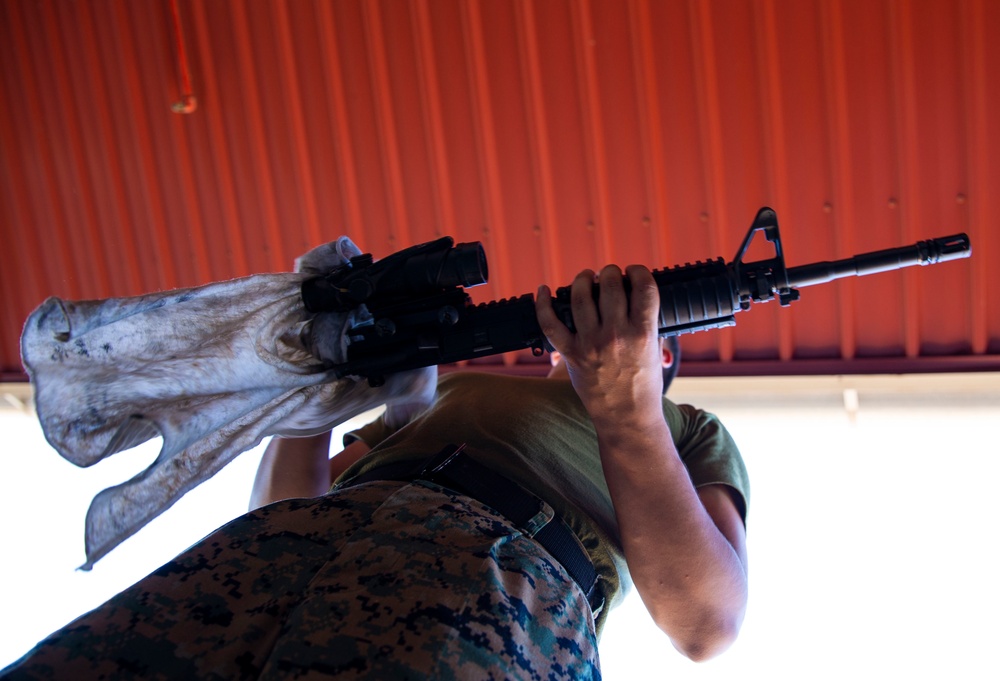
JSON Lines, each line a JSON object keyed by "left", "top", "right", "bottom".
{"left": 20, "top": 237, "right": 436, "bottom": 569}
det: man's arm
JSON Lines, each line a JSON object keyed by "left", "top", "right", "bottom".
{"left": 536, "top": 265, "right": 747, "bottom": 662}
{"left": 249, "top": 433, "right": 371, "bottom": 510}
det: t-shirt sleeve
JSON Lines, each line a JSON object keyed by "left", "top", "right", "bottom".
{"left": 343, "top": 413, "right": 396, "bottom": 449}
{"left": 668, "top": 402, "right": 750, "bottom": 523}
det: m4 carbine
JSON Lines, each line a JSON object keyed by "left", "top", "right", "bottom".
{"left": 302, "top": 207, "right": 971, "bottom": 386}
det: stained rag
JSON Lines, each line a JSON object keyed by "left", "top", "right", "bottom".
{"left": 19, "top": 237, "right": 435, "bottom": 569}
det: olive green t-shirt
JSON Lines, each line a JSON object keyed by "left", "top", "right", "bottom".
{"left": 340, "top": 372, "right": 749, "bottom": 637}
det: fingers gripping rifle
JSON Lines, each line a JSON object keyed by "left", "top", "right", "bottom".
{"left": 302, "top": 207, "right": 971, "bottom": 386}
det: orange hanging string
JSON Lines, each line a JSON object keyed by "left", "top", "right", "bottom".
{"left": 169, "top": 0, "right": 197, "bottom": 113}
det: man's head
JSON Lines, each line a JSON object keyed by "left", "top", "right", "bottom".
{"left": 547, "top": 335, "right": 681, "bottom": 396}
{"left": 660, "top": 335, "right": 681, "bottom": 395}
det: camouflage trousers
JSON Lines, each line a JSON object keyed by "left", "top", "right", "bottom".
{"left": 2, "top": 480, "right": 600, "bottom": 680}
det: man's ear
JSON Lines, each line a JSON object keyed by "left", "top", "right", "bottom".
{"left": 661, "top": 344, "right": 674, "bottom": 368}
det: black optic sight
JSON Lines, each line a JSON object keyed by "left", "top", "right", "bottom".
{"left": 302, "top": 236, "right": 487, "bottom": 313}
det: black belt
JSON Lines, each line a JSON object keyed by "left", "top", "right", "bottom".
{"left": 340, "top": 444, "right": 602, "bottom": 616}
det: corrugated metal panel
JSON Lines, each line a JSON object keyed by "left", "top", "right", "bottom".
{"left": 1, "top": 0, "right": 997, "bottom": 380}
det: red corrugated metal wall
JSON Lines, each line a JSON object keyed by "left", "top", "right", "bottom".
{"left": 1, "top": 0, "right": 997, "bottom": 379}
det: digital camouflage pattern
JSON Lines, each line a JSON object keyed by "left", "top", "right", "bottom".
{"left": 2, "top": 481, "right": 600, "bottom": 680}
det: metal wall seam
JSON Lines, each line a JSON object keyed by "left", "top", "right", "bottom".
{"left": 362, "top": 0, "right": 412, "bottom": 252}
{"left": 42, "top": 4, "right": 111, "bottom": 298}
{"left": 6, "top": 1, "right": 84, "bottom": 302}
{"left": 570, "top": 0, "right": 616, "bottom": 266}
{"left": 230, "top": 1, "right": 287, "bottom": 272}
{"left": 886, "top": 0, "right": 922, "bottom": 358}
{"left": 74, "top": 1, "right": 146, "bottom": 294}
{"left": 627, "top": 0, "right": 671, "bottom": 269}
{"left": 688, "top": 0, "right": 735, "bottom": 363}
{"left": 820, "top": 0, "right": 859, "bottom": 361}
{"left": 162, "top": 100, "right": 213, "bottom": 285}
{"left": 960, "top": 0, "right": 992, "bottom": 356}
{"left": 412, "top": 0, "right": 458, "bottom": 240}
{"left": 110, "top": 0, "right": 179, "bottom": 291}
{"left": 0, "top": 65, "right": 40, "bottom": 368}
{"left": 28, "top": 3, "right": 96, "bottom": 298}
{"left": 314, "top": 2, "right": 365, "bottom": 246}
{"left": 0, "top": 8, "right": 50, "bottom": 317}
{"left": 274, "top": 1, "right": 324, "bottom": 252}
{"left": 188, "top": 0, "right": 251, "bottom": 277}
{"left": 753, "top": 0, "right": 795, "bottom": 362}
{"left": 460, "top": 1, "right": 514, "bottom": 297}
{"left": 514, "top": 0, "right": 560, "bottom": 286}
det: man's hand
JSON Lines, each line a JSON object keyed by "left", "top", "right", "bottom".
{"left": 536, "top": 264, "right": 663, "bottom": 424}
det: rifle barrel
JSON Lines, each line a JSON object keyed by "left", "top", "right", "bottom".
{"left": 786, "top": 233, "right": 970, "bottom": 288}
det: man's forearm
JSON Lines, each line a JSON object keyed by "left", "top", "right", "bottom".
{"left": 594, "top": 410, "right": 748, "bottom": 661}
{"left": 249, "top": 432, "right": 333, "bottom": 510}
{"left": 535, "top": 264, "right": 748, "bottom": 659}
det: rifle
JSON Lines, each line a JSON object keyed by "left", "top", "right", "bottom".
{"left": 302, "top": 207, "right": 971, "bottom": 386}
